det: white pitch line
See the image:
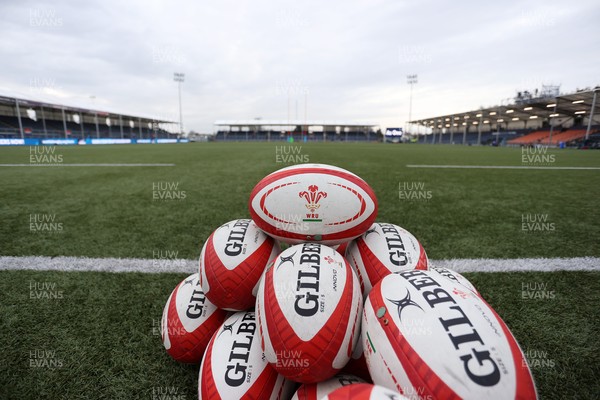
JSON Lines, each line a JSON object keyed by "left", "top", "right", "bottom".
{"left": 430, "top": 257, "right": 600, "bottom": 272}
{"left": 0, "top": 256, "right": 196, "bottom": 274}
{"left": 0, "top": 163, "right": 175, "bottom": 167}
{"left": 406, "top": 164, "right": 600, "bottom": 170}
{"left": 0, "top": 256, "right": 598, "bottom": 274}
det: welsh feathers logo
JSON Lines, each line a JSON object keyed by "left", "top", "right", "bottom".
{"left": 452, "top": 288, "right": 471, "bottom": 299}
{"left": 299, "top": 185, "right": 327, "bottom": 222}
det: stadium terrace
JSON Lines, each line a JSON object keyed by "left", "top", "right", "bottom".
{"left": 0, "top": 93, "right": 183, "bottom": 145}
{"left": 410, "top": 86, "right": 599, "bottom": 147}
{"left": 213, "top": 119, "right": 380, "bottom": 142}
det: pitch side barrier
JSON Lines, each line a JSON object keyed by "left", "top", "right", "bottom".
{"left": 0, "top": 138, "right": 189, "bottom": 146}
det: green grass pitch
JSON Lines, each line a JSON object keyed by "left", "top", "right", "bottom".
{"left": 1, "top": 142, "right": 599, "bottom": 399}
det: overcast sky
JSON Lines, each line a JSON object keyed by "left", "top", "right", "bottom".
{"left": 1, "top": 0, "right": 599, "bottom": 132}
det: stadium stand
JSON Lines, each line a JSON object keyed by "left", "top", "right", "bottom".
{"left": 214, "top": 131, "right": 377, "bottom": 142}
{"left": 507, "top": 130, "right": 552, "bottom": 145}
{"left": 410, "top": 86, "right": 599, "bottom": 147}
{"left": 420, "top": 129, "right": 526, "bottom": 146}
{"left": 507, "top": 128, "right": 591, "bottom": 146}
{"left": 213, "top": 120, "right": 379, "bottom": 142}
{"left": 579, "top": 131, "right": 600, "bottom": 149}
{"left": 0, "top": 93, "right": 177, "bottom": 140}
{"left": 547, "top": 129, "right": 587, "bottom": 145}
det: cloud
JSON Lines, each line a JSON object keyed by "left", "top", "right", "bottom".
{"left": 0, "top": 0, "right": 598, "bottom": 132}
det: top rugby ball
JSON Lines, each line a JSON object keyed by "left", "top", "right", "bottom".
{"left": 200, "top": 219, "right": 280, "bottom": 311}
{"left": 362, "top": 270, "right": 537, "bottom": 399}
{"left": 249, "top": 164, "right": 378, "bottom": 245}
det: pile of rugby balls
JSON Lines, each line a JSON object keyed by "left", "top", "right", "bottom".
{"left": 160, "top": 163, "right": 537, "bottom": 400}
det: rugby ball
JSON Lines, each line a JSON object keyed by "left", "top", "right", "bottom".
{"left": 346, "top": 222, "right": 428, "bottom": 298}
{"left": 256, "top": 243, "right": 363, "bottom": 383}
{"left": 291, "top": 374, "right": 366, "bottom": 400}
{"left": 249, "top": 164, "right": 378, "bottom": 245}
{"left": 200, "top": 219, "right": 280, "bottom": 311}
{"left": 362, "top": 270, "right": 537, "bottom": 399}
{"left": 161, "top": 273, "right": 228, "bottom": 363}
{"left": 430, "top": 266, "right": 479, "bottom": 294}
{"left": 323, "top": 384, "right": 407, "bottom": 400}
{"left": 199, "top": 310, "right": 295, "bottom": 399}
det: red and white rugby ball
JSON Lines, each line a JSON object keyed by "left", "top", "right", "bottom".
{"left": 346, "top": 222, "right": 428, "bottom": 298}
{"left": 256, "top": 243, "right": 363, "bottom": 383}
{"left": 200, "top": 219, "right": 280, "bottom": 311}
{"left": 291, "top": 374, "right": 366, "bottom": 400}
{"left": 199, "top": 310, "right": 294, "bottom": 399}
{"left": 161, "top": 273, "right": 228, "bottom": 363}
{"left": 249, "top": 164, "right": 378, "bottom": 245}
{"left": 362, "top": 270, "right": 537, "bottom": 399}
{"left": 324, "top": 383, "right": 407, "bottom": 400}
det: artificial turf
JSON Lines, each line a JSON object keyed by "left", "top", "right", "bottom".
{"left": 0, "top": 270, "right": 598, "bottom": 399}
{"left": 0, "top": 143, "right": 598, "bottom": 260}
{"left": 1, "top": 142, "right": 599, "bottom": 399}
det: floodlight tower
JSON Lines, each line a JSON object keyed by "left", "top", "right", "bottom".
{"left": 407, "top": 74, "right": 418, "bottom": 135}
{"left": 174, "top": 72, "right": 185, "bottom": 136}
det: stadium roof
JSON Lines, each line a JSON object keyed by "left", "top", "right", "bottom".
{"left": 0, "top": 90, "right": 175, "bottom": 123}
{"left": 410, "top": 86, "right": 599, "bottom": 131}
{"left": 214, "top": 119, "right": 378, "bottom": 127}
